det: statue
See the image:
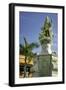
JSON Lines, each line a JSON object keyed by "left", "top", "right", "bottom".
{"left": 37, "top": 16, "right": 53, "bottom": 76}
{"left": 33, "top": 16, "right": 53, "bottom": 77}
{"left": 39, "top": 16, "right": 53, "bottom": 54}
{"left": 39, "top": 16, "right": 53, "bottom": 45}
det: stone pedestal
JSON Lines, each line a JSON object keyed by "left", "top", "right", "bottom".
{"left": 32, "top": 54, "right": 52, "bottom": 77}
{"left": 38, "top": 42, "right": 52, "bottom": 77}
{"left": 38, "top": 55, "right": 52, "bottom": 77}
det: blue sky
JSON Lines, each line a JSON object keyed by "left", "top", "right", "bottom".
{"left": 19, "top": 12, "right": 58, "bottom": 54}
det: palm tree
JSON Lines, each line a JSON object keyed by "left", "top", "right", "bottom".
{"left": 20, "top": 37, "right": 39, "bottom": 77}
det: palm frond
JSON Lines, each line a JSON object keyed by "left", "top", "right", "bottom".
{"left": 24, "top": 37, "right": 29, "bottom": 47}
{"left": 28, "top": 43, "right": 39, "bottom": 50}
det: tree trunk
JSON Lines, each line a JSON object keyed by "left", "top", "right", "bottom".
{"left": 24, "top": 56, "right": 27, "bottom": 77}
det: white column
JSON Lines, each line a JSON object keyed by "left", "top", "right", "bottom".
{"left": 41, "top": 43, "right": 52, "bottom": 54}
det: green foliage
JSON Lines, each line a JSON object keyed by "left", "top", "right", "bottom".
{"left": 20, "top": 37, "right": 39, "bottom": 61}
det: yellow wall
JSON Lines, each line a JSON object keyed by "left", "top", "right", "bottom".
{"left": 19, "top": 55, "right": 33, "bottom": 65}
